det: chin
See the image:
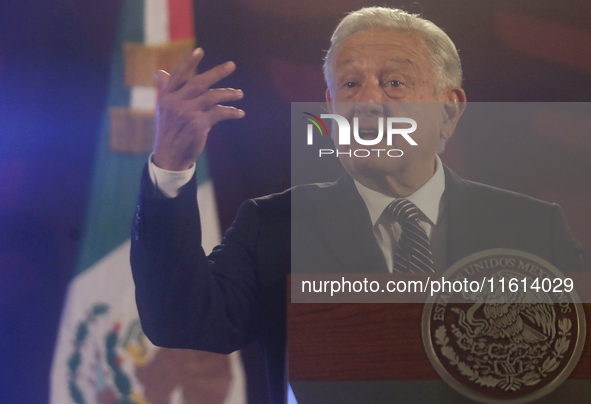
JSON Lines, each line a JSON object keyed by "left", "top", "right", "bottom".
{"left": 341, "top": 154, "right": 406, "bottom": 178}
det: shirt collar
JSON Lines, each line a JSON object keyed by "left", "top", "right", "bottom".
{"left": 353, "top": 155, "right": 446, "bottom": 227}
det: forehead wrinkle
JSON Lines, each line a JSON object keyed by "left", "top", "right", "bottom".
{"left": 387, "top": 58, "right": 413, "bottom": 65}
{"left": 335, "top": 58, "right": 356, "bottom": 69}
{"left": 336, "top": 57, "right": 413, "bottom": 69}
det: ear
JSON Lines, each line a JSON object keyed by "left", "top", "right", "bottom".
{"left": 324, "top": 88, "right": 339, "bottom": 143}
{"left": 325, "top": 88, "right": 334, "bottom": 113}
{"left": 441, "top": 87, "right": 467, "bottom": 140}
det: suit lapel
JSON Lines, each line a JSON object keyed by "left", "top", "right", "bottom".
{"left": 315, "top": 175, "right": 389, "bottom": 273}
{"left": 443, "top": 165, "right": 482, "bottom": 267}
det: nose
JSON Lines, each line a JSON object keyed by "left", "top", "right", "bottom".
{"left": 354, "top": 101, "right": 383, "bottom": 116}
{"left": 354, "top": 80, "right": 384, "bottom": 116}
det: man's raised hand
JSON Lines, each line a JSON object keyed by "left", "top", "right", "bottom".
{"left": 152, "top": 48, "right": 245, "bottom": 171}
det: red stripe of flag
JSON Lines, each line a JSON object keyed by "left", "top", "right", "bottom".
{"left": 168, "top": 0, "right": 195, "bottom": 41}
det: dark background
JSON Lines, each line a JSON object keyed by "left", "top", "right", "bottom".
{"left": 0, "top": 0, "right": 590, "bottom": 403}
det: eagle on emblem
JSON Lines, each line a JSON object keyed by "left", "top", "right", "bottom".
{"left": 452, "top": 270, "right": 556, "bottom": 344}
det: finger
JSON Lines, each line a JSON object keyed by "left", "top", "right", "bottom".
{"left": 164, "top": 47, "right": 204, "bottom": 94}
{"left": 154, "top": 70, "right": 170, "bottom": 93}
{"left": 178, "top": 61, "right": 236, "bottom": 99}
{"left": 206, "top": 104, "right": 245, "bottom": 126}
{"left": 191, "top": 88, "right": 244, "bottom": 110}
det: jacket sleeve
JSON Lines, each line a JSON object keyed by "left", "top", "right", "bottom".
{"left": 130, "top": 164, "right": 261, "bottom": 354}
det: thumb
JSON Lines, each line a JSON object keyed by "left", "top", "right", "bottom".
{"left": 154, "top": 70, "right": 170, "bottom": 92}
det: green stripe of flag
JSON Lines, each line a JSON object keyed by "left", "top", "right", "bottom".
{"left": 75, "top": 0, "right": 210, "bottom": 274}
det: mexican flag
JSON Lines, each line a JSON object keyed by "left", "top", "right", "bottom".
{"left": 50, "top": 0, "right": 246, "bottom": 403}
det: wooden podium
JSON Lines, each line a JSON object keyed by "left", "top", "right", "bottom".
{"left": 288, "top": 302, "right": 591, "bottom": 381}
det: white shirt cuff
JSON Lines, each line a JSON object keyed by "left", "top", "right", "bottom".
{"left": 148, "top": 154, "right": 195, "bottom": 198}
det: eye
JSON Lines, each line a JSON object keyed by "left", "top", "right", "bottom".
{"left": 387, "top": 80, "right": 403, "bottom": 88}
{"left": 343, "top": 82, "right": 358, "bottom": 89}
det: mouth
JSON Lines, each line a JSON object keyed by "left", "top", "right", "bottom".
{"left": 357, "top": 129, "right": 382, "bottom": 140}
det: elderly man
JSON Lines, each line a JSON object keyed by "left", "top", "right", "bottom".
{"left": 130, "top": 7, "right": 580, "bottom": 403}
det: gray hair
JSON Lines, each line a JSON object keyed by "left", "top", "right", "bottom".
{"left": 323, "top": 7, "right": 463, "bottom": 94}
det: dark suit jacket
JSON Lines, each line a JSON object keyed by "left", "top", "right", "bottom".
{"left": 130, "top": 164, "right": 580, "bottom": 404}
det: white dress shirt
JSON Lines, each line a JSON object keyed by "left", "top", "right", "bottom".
{"left": 353, "top": 156, "right": 446, "bottom": 272}
{"left": 148, "top": 155, "right": 446, "bottom": 272}
{"left": 148, "top": 154, "right": 195, "bottom": 198}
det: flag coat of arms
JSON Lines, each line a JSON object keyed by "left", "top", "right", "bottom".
{"left": 50, "top": 0, "right": 246, "bottom": 403}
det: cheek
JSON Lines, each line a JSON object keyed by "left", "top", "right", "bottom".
{"left": 411, "top": 108, "right": 444, "bottom": 149}
{"left": 391, "top": 126, "right": 439, "bottom": 159}
{"left": 332, "top": 103, "right": 355, "bottom": 119}
{"left": 415, "top": 126, "right": 441, "bottom": 151}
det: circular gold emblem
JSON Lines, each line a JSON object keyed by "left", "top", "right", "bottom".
{"left": 422, "top": 249, "right": 585, "bottom": 403}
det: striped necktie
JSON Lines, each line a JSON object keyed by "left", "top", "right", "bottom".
{"left": 386, "top": 199, "right": 435, "bottom": 273}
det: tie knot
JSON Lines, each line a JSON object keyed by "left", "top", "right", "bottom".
{"left": 386, "top": 199, "right": 420, "bottom": 224}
